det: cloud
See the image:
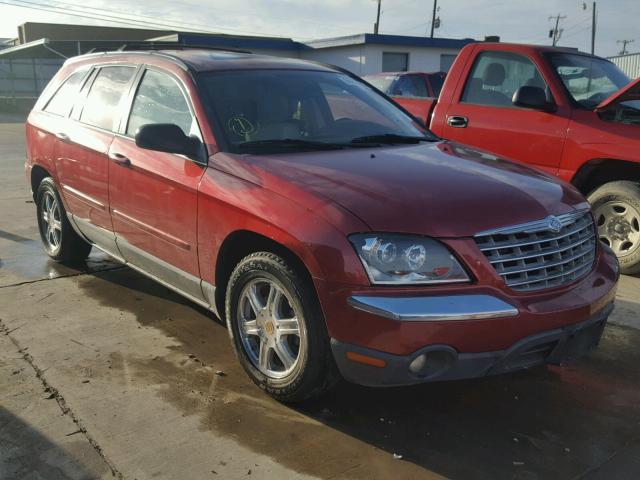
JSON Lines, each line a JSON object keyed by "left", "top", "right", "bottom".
{"left": 1, "top": 0, "right": 636, "bottom": 57}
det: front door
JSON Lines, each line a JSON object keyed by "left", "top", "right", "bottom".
{"left": 108, "top": 67, "right": 206, "bottom": 302}
{"left": 55, "top": 65, "right": 137, "bottom": 256}
{"left": 441, "top": 50, "right": 570, "bottom": 175}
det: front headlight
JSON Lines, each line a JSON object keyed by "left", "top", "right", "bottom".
{"left": 349, "top": 234, "right": 470, "bottom": 285}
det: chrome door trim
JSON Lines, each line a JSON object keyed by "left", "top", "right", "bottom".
{"left": 112, "top": 209, "right": 191, "bottom": 251}
{"left": 126, "top": 261, "right": 212, "bottom": 311}
{"left": 62, "top": 184, "right": 107, "bottom": 211}
{"left": 115, "top": 237, "right": 205, "bottom": 303}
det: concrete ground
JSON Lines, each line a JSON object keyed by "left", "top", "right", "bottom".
{"left": 1, "top": 120, "right": 639, "bottom": 480}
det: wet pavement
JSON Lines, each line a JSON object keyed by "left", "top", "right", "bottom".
{"left": 1, "top": 122, "right": 640, "bottom": 479}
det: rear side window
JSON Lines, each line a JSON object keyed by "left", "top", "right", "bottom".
{"left": 126, "top": 69, "right": 195, "bottom": 137}
{"left": 461, "top": 51, "right": 548, "bottom": 107}
{"left": 80, "top": 66, "right": 136, "bottom": 131}
{"left": 393, "top": 75, "right": 429, "bottom": 98}
{"left": 44, "top": 70, "right": 86, "bottom": 117}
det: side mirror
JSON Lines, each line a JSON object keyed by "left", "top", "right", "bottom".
{"left": 135, "top": 123, "right": 203, "bottom": 160}
{"left": 512, "top": 86, "right": 555, "bottom": 112}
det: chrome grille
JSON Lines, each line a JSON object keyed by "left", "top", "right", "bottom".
{"left": 474, "top": 211, "right": 597, "bottom": 292}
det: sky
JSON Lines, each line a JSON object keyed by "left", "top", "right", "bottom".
{"left": 0, "top": 0, "right": 637, "bottom": 58}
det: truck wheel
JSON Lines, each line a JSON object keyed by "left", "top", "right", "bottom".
{"left": 589, "top": 181, "right": 640, "bottom": 275}
{"left": 225, "top": 252, "right": 339, "bottom": 402}
{"left": 36, "top": 177, "right": 92, "bottom": 263}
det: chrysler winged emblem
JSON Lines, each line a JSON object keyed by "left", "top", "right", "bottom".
{"left": 546, "top": 215, "right": 563, "bottom": 233}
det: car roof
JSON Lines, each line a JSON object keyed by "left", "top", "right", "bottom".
{"left": 66, "top": 48, "right": 341, "bottom": 74}
{"left": 476, "top": 42, "right": 604, "bottom": 59}
{"left": 364, "top": 71, "right": 445, "bottom": 77}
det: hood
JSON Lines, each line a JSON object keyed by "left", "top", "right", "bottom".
{"left": 595, "top": 77, "right": 640, "bottom": 111}
{"left": 211, "top": 141, "right": 588, "bottom": 238}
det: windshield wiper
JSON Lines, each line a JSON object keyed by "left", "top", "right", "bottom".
{"left": 236, "top": 139, "right": 347, "bottom": 151}
{"left": 349, "top": 134, "right": 434, "bottom": 144}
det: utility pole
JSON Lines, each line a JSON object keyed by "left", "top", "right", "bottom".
{"left": 430, "top": 0, "right": 438, "bottom": 38}
{"left": 374, "top": 0, "right": 382, "bottom": 34}
{"left": 590, "top": 2, "right": 596, "bottom": 55}
{"left": 549, "top": 14, "right": 566, "bottom": 46}
{"left": 617, "top": 39, "right": 635, "bottom": 55}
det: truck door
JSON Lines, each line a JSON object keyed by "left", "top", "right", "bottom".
{"left": 441, "top": 50, "right": 570, "bottom": 175}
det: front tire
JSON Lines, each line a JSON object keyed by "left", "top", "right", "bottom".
{"left": 225, "top": 252, "right": 338, "bottom": 402}
{"left": 36, "top": 177, "right": 92, "bottom": 263}
{"left": 589, "top": 181, "right": 640, "bottom": 275}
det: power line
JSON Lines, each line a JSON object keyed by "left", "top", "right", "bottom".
{"left": 3, "top": 0, "right": 355, "bottom": 39}
{"left": 381, "top": 0, "right": 419, "bottom": 14}
{"left": 2, "top": 0, "right": 217, "bottom": 33}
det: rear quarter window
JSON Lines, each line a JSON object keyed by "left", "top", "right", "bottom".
{"left": 43, "top": 70, "right": 87, "bottom": 117}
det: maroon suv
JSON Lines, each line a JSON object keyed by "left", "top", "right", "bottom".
{"left": 25, "top": 48, "right": 619, "bottom": 401}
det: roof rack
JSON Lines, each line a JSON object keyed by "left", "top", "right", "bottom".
{"left": 115, "top": 42, "right": 252, "bottom": 54}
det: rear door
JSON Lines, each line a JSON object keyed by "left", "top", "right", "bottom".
{"left": 55, "top": 65, "right": 138, "bottom": 256}
{"left": 108, "top": 66, "right": 207, "bottom": 302}
{"left": 441, "top": 50, "right": 570, "bottom": 175}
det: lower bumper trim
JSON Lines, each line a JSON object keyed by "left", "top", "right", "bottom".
{"left": 331, "top": 303, "right": 613, "bottom": 387}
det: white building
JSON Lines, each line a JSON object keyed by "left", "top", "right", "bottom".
{"left": 608, "top": 52, "right": 640, "bottom": 79}
{"left": 157, "top": 32, "right": 475, "bottom": 75}
{"left": 0, "top": 24, "right": 475, "bottom": 111}
{"left": 301, "top": 33, "right": 473, "bottom": 75}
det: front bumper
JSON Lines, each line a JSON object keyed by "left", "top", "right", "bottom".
{"left": 331, "top": 303, "right": 613, "bottom": 387}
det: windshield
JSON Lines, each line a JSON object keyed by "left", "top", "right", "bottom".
{"left": 198, "top": 69, "right": 432, "bottom": 153}
{"left": 549, "top": 53, "right": 631, "bottom": 109}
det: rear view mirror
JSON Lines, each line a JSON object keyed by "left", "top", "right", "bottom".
{"left": 135, "top": 123, "right": 203, "bottom": 160}
{"left": 512, "top": 86, "right": 555, "bottom": 112}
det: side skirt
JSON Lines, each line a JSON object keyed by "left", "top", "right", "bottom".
{"left": 69, "top": 213, "right": 220, "bottom": 318}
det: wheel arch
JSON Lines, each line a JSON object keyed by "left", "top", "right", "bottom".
{"left": 571, "top": 158, "right": 640, "bottom": 195}
{"left": 30, "top": 164, "right": 52, "bottom": 199}
{"left": 214, "top": 230, "right": 320, "bottom": 320}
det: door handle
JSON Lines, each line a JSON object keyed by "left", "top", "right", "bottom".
{"left": 55, "top": 132, "right": 70, "bottom": 142}
{"left": 108, "top": 152, "right": 131, "bottom": 168}
{"left": 447, "top": 116, "right": 468, "bottom": 128}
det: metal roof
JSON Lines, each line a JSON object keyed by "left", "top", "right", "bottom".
{"left": 304, "top": 33, "right": 475, "bottom": 50}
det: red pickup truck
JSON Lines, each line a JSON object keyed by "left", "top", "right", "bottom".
{"left": 376, "top": 43, "right": 640, "bottom": 274}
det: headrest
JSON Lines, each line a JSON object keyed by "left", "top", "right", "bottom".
{"left": 483, "top": 63, "right": 505, "bottom": 87}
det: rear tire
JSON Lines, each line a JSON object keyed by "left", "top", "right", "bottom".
{"left": 36, "top": 177, "right": 92, "bottom": 263}
{"left": 588, "top": 181, "right": 640, "bottom": 275}
{"left": 225, "top": 252, "right": 339, "bottom": 402}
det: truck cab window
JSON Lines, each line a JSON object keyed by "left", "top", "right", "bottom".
{"left": 462, "top": 51, "right": 549, "bottom": 107}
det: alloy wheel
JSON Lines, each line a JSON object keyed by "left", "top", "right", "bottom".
{"left": 41, "top": 190, "right": 62, "bottom": 251}
{"left": 237, "top": 278, "right": 304, "bottom": 379}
